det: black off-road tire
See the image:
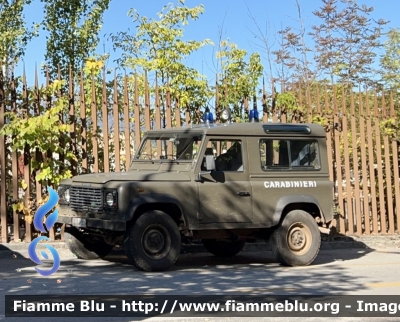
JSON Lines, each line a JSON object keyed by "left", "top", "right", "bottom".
{"left": 202, "top": 239, "right": 245, "bottom": 257}
{"left": 65, "top": 226, "right": 114, "bottom": 260}
{"left": 271, "top": 209, "right": 321, "bottom": 266}
{"left": 123, "top": 210, "right": 181, "bottom": 272}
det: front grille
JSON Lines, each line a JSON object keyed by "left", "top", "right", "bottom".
{"left": 70, "top": 186, "right": 103, "bottom": 215}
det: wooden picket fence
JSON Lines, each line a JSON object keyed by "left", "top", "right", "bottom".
{"left": 0, "top": 67, "right": 399, "bottom": 243}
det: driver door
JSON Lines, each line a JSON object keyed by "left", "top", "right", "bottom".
{"left": 196, "top": 137, "right": 253, "bottom": 225}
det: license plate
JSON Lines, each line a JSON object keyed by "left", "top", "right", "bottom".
{"left": 72, "top": 218, "right": 86, "bottom": 227}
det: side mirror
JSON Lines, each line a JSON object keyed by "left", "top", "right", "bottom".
{"left": 205, "top": 155, "right": 215, "bottom": 171}
{"left": 195, "top": 155, "right": 216, "bottom": 182}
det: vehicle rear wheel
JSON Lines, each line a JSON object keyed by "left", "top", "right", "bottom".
{"left": 123, "top": 210, "right": 181, "bottom": 272}
{"left": 271, "top": 209, "right": 321, "bottom": 266}
{"left": 202, "top": 239, "right": 245, "bottom": 257}
{"left": 65, "top": 226, "right": 114, "bottom": 260}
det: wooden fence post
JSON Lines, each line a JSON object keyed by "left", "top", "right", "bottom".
{"left": 144, "top": 72, "right": 151, "bottom": 157}
{"left": 134, "top": 74, "right": 141, "bottom": 153}
{"left": 69, "top": 66, "right": 77, "bottom": 176}
{"left": 113, "top": 71, "right": 121, "bottom": 172}
{"left": 350, "top": 90, "right": 362, "bottom": 234}
{"left": 79, "top": 71, "right": 88, "bottom": 173}
{"left": 123, "top": 73, "right": 131, "bottom": 170}
{"left": 341, "top": 86, "right": 353, "bottom": 235}
{"left": 332, "top": 85, "right": 345, "bottom": 234}
{"left": 382, "top": 92, "right": 395, "bottom": 234}
{"left": 366, "top": 90, "right": 378, "bottom": 234}
{"left": 374, "top": 91, "right": 386, "bottom": 233}
{"left": 358, "top": 90, "right": 370, "bottom": 234}
{"left": 91, "top": 73, "right": 99, "bottom": 173}
{"left": 0, "top": 68, "right": 7, "bottom": 243}
{"left": 102, "top": 67, "right": 110, "bottom": 173}
{"left": 10, "top": 70, "right": 20, "bottom": 241}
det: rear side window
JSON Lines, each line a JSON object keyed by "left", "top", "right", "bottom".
{"left": 259, "top": 139, "right": 320, "bottom": 171}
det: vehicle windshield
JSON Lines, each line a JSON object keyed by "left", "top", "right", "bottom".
{"left": 133, "top": 133, "right": 203, "bottom": 161}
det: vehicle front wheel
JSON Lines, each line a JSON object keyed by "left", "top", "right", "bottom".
{"left": 202, "top": 239, "right": 245, "bottom": 257}
{"left": 64, "top": 226, "right": 114, "bottom": 260}
{"left": 123, "top": 210, "right": 181, "bottom": 272}
{"left": 271, "top": 209, "right": 321, "bottom": 266}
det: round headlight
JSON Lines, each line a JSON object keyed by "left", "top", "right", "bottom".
{"left": 64, "top": 189, "right": 70, "bottom": 203}
{"left": 220, "top": 108, "right": 231, "bottom": 123}
{"left": 106, "top": 192, "right": 114, "bottom": 206}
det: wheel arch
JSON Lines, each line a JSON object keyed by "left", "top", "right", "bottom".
{"left": 126, "top": 194, "right": 187, "bottom": 229}
{"left": 273, "top": 195, "right": 326, "bottom": 226}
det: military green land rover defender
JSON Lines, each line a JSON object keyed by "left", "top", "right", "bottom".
{"left": 56, "top": 112, "right": 334, "bottom": 272}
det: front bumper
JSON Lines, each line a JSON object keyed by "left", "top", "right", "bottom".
{"left": 56, "top": 207, "right": 126, "bottom": 231}
{"left": 57, "top": 216, "right": 126, "bottom": 231}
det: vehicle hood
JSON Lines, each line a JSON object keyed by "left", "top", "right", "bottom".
{"left": 71, "top": 171, "right": 191, "bottom": 184}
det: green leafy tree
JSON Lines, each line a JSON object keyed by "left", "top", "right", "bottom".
{"left": 0, "top": 0, "right": 39, "bottom": 72}
{"left": 0, "top": 0, "right": 39, "bottom": 230}
{"left": 0, "top": 80, "right": 74, "bottom": 186}
{"left": 216, "top": 40, "right": 263, "bottom": 121}
{"left": 41, "top": 0, "right": 112, "bottom": 178}
{"left": 110, "top": 0, "right": 213, "bottom": 123}
{"left": 380, "top": 28, "right": 400, "bottom": 93}
{"left": 80, "top": 55, "right": 126, "bottom": 173}
{"left": 379, "top": 28, "right": 400, "bottom": 150}
{"left": 41, "top": 0, "right": 111, "bottom": 79}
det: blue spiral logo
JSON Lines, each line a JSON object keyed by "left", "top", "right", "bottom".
{"left": 28, "top": 186, "right": 61, "bottom": 276}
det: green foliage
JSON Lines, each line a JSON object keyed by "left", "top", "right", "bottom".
{"left": 114, "top": 0, "right": 211, "bottom": 70}
{"left": 0, "top": 80, "right": 74, "bottom": 186}
{"left": 41, "top": 0, "right": 111, "bottom": 78}
{"left": 312, "top": 115, "right": 330, "bottom": 130}
{"left": 274, "top": 91, "right": 308, "bottom": 122}
{"left": 380, "top": 28, "right": 400, "bottom": 92}
{"left": 39, "top": 0, "right": 112, "bottom": 176}
{"left": 216, "top": 40, "right": 263, "bottom": 119}
{"left": 110, "top": 0, "right": 213, "bottom": 121}
{"left": 0, "top": 0, "right": 39, "bottom": 66}
{"left": 275, "top": 92, "right": 298, "bottom": 113}
{"left": 78, "top": 55, "right": 115, "bottom": 172}
{"left": 380, "top": 118, "right": 400, "bottom": 140}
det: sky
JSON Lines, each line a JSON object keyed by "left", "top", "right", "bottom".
{"left": 16, "top": 0, "right": 400, "bottom": 86}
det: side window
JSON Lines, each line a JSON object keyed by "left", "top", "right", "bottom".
{"left": 260, "top": 139, "right": 320, "bottom": 170}
{"left": 290, "top": 140, "right": 320, "bottom": 169}
{"left": 201, "top": 139, "right": 244, "bottom": 172}
{"left": 260, "top": 140, "right": 289, "bottom": 169}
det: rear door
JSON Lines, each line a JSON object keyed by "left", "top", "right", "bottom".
{"left": 250, "top": 137, "right": 330, "bottom": 225}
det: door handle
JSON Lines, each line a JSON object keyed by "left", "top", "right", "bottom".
{"left": 237, "top": 191, "right": 250, "bottom": 196}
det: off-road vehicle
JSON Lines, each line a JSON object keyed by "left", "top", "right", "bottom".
{"left": 56, "top": 110, "right": 334, "bottom": 272}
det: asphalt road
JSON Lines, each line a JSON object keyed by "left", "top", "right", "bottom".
{"left": 1, "top": 246, "right": 400, "bottom": 322}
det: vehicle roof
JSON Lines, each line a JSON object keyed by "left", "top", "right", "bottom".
{"left": 145, "top": 122, "right": 327, "bottom": 137}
